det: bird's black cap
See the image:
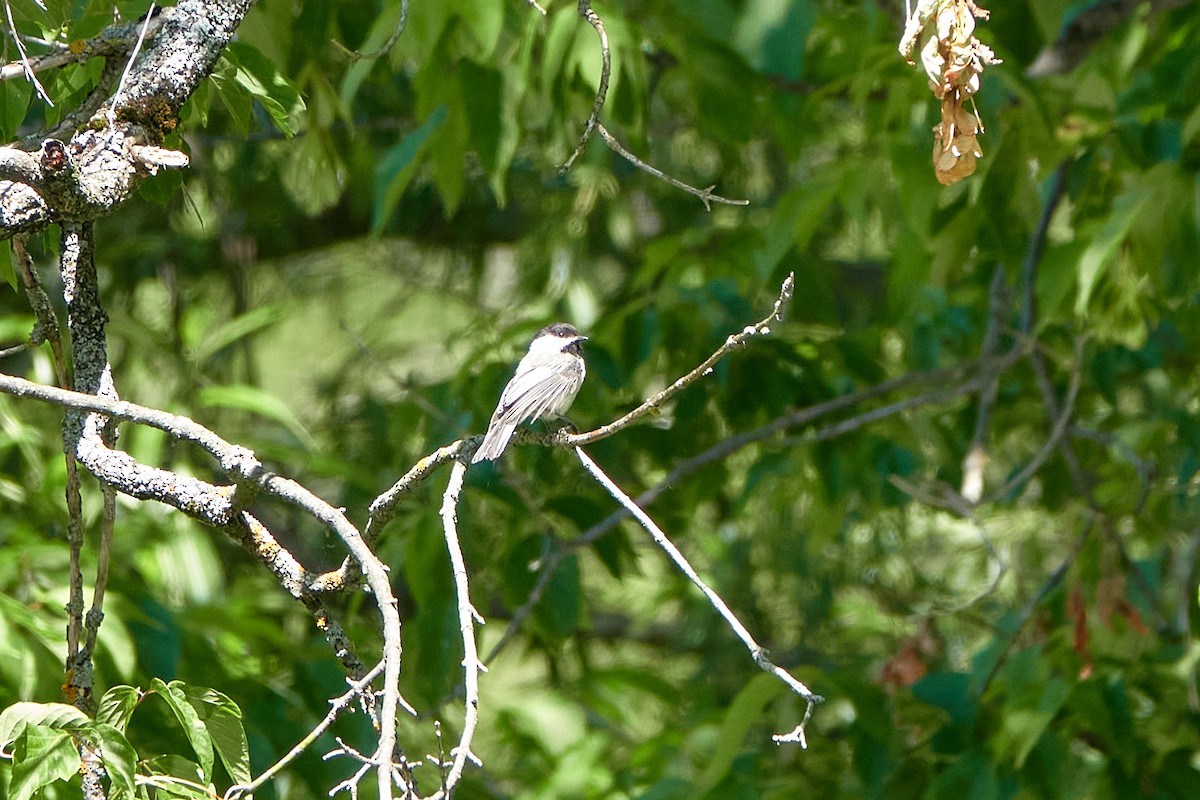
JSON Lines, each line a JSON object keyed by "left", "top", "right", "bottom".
{"left": 537, "top": 322, "right": 585, "bottom": 340}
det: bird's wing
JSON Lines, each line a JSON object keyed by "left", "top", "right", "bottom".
{"left": 494, "top": 358, "right": 583, "bottom": 424}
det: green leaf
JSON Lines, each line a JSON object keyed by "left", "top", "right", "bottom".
{"left": 0, "top": 80, "right": 32, "bottom": 141}
{"left": 459, "top": 61, "right": 503, "bottom": 178}
{"left": 181, "top": 685, "right": 251, "bottom": 786}
{"left": 222, "top": 42, "right": 306, "bottom": 137}
{"left": 281, "top": 130, "right": 345, "bottom": 216}
{"left": 10, "top": 725, "right": 79, "bottom": 800}
{"left": 372, "top": 105, "right": 448, "bottom": 232}
{"left": 138, "top": 169, "right": 185, "bottom": 206}
{"left": 695, "top": 673, "right": 782, "bottom": 793}
{"left": 0, "top": 702, "right": 89, "bottom": 748}
{"left": 209, "top": 61, "right": 255, "bottom": 136}
{"left": 995, "top": 677, "right": 1072, "bottom": 768}
{"left": 89, "top": 723, "right": 138, "bottom": 799}
{"left": 192, "top": 305, "right": 287, "bottom": 366}
{"left": 450, "top": 0, "right": 503, "bottom": 60}
{"left": 2, "top": 243, "right": 19, "bottom": 292}
{"left": 149, "top": 678, "right": 215, "bottom": 782}
{"left": 196, "top": 384, "right": 316, "bottom": 451}
{"left": 141, "top": 755, "right": 210, "bottom": 798}
{"left": 1075, "top": 185, "right": 1152, "bottom": 316}
{"left": 96, "top": 686, "right": 141, "bottom": 733}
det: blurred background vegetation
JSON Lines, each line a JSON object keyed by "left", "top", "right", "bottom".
{"left": 2, "top": 0, "right": 1200, "bottom": 797}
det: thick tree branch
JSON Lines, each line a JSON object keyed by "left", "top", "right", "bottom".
{"left": 1, "top": 1, "right": 249, "bottom": 239}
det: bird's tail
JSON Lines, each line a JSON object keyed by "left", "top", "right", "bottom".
{"left": 471, "top": 422, "right": 517, "bottom": 463}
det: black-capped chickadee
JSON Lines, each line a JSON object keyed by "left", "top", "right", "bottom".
{"left": 471, "top": 322, "right": 587, "bottom": 463}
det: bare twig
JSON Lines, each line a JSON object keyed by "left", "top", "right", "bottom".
{"left": 574, "top": 447, "right": 822, "bottom": 746}
{"left": 594, "top": 123, "right": 750, "bottom": 209}
{"left": 82, "top": 487, "right": 116, "bottom": 658}
{"left": 0, "top": 14, "right": 164, "bottom": 84}
{"left": 306, "top": 439, "right": 468, "bottom": 593}
{"left": 4, "top": 0, "right": 53, "bottom": 105}
{"left": 982, "top": 519, "right": 1094, "bottom": 692}
{"left": 438, "top": 459, "right": 485, "bottom": 793}
{"left": 12, "top": 236, "right": 90, "bottom": 707}
{"left": 332, "top": 0, "right": 408, "bottom": 61}
{"left": 525, "top": 0, "right": 549, "bottom": 15}
{"left": 986, "top": 337, "right": 1086, "bottom": 502}
{"left": 1020, "top": 162, "right": 1069, "bottom": 335}
{"left": 367, "top": 440, "right": 468, "bottom": 539}
{"left": 962, "top": 265, "right": 1010, "bottom": 502}
{"left": 559, "top": 1, "right": 610, "bottom": 172}
{"left": 489, "top": 360, "right": 1006, "bottom": 664}
{"left": 59, "top": 223, "right": 112, "bottom": 715}
{"left": 226, "top": 661, "right": 388, "bottom": 800}
{"left": 562, "top": 273, "right": 793, "bottom": 447}
{"left": 108, "top": 2, "right": 157, "bottom": 119}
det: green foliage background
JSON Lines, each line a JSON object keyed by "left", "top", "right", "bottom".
{"left": 2, "top": 0, "right": 1200, "bottom": 797}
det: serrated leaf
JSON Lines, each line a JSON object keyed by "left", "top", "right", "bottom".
{"left": 209, "top": 63, "right": 254, "bottom": 135}
{"left": 89, "top": 722, "right": 138, "bottom": 799}
{"left": 10, "top": 725, "right": 79, "bottom": 800}
{"left": 0, "top": 702, "right": 89, "bottom": 748}
{"left": 196, "top": 384, "right": 316, "bottom": 450}
{"left": 96, "top": 686, "right": 141, "bottom": 733}
{"left": 142, "top": 755, "right": 210, "bottom": 798}
{"left": 223, "top": 42, "right": 305, "bottom": 137}
{"left": 181, "top": 685, "right": 251, "bottom": 786}
{"left": 150, "top": 678, "right": 214, "bottom": 782}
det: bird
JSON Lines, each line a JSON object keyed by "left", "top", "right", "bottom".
{"left": 471, "top": 322, "right": 587, "bottom": 463}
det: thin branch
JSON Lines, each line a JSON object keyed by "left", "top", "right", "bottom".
{"left": 489, "top": 362, "right": 1003, "bottom": 664}
{"left": 0, "top": 14, "right": 163, "bottom": 84}
{"left": 59, "top": 222, "right": 110, "bottom": 715}
{"left": 562, "top": 273, "right": 793, "bottom": 447}
{"left": 332, "top": 0, "right": 408, "bottom": 62}
{"left": 525, "top": 0, "right": 549, "bottom": 15}
{"left": 574, "top": 447, "right": 822, "bottom": 746}
{"left": 226, "top": 661, "right": 387, "bottom": 800}
{"left": 367, "top": 440, "right": 467, "bottom": 539}
{"left": 962, "top": 265, "right": 1009, "bottom": 502}
{"left": 1020, "top": 162, "right": 1069, "bottom": 335}
{"left": 107, "top": 2, "right": 157, "bottom": 118}
{"left": 986, "top": 336, "right": 1086, "bottom": 502}
{"left": 12, "top": 236, "right": 90, "bottom": 707}
{"left": 981, "top": 519, "right": 1094, "bottom": 692}
{"left": 594, "top": 123, "right": 750, "bottom": 209}
{"left": 559, "top": 1, "right": 611, "bottom": 172}
{"left": 82, "top": 486, "right": 116, "bottom": 658}
{"left": 4, "top": 0, "right": 53, "bottom": 105}
{"left": 308, "top": 439, "right": 468, "bottom": 594}
{"left": 438, "top": 459, "right": 485, "bottom": 792}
